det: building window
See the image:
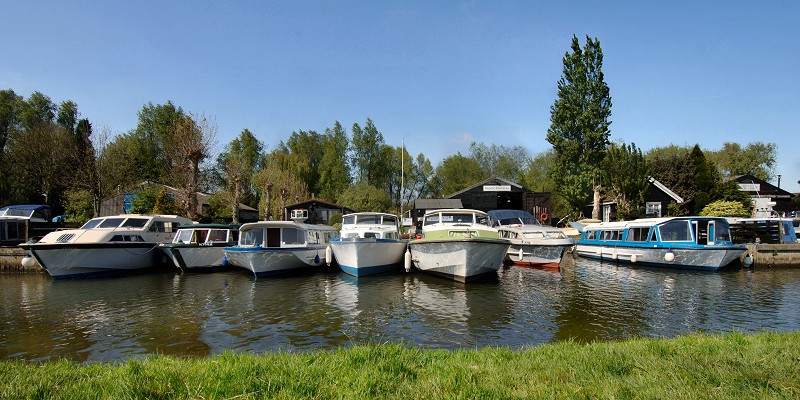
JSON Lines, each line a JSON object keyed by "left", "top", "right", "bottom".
{"left": 646, "top": 202, "right": 662, "bottom": 217}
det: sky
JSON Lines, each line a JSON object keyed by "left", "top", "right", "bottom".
{"left": 2, "top": 1, "right": 798, "bottom": 192}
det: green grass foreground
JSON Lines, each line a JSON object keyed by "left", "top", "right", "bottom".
{"left": 2, "top": 332, "right": 799, "bottom": 399}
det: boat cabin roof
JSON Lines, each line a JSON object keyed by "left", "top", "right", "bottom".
{"left": 583, "top": 217, "right": 730, "bottom": 231}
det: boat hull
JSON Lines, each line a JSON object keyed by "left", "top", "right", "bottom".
{"left": 574, "top": 243, "right": 745, "bottom": 271}
{"left": 408, "top": 238, "right": 509, "bottom": 282}
{"left": 224, "top": 246, "right": 328, "bottom": 277}
{"left": 161, "top": 244, "right": 230, "bottom": 270}
{"left": 20, "top": 243, "right": 165, "bottom": 279}
{"left": 506, "top": 242, "right": 572, "bottom": 268}
{"left": 329, "top": 238, "right": 407, "bottom": 277}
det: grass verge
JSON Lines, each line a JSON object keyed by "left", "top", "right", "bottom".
{"left": 1, "top": 331, "right": 798, "bottom": 399}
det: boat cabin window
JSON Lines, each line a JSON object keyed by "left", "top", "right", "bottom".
{"left": 584, "top": 230, "right": 597, "bottom": 240}
{"left": 443, "top": 213, "right": 473, "bottom": 224}
{"left": 523, "top": 232, "right": 546, "bottom": 239}
{"left": 385, "top": 232, "right": 398, "bottom": 239}
{"left": 476, "top": 215, "right": 490, "bottom": 226}
{"left": 546, "top": 231, "right": 568, "bottom": 239}
{"left": 600, "top": 230, "right": 623, "bottom": 241}
{"left": 121, "top": 218, "right": 149, "bottom": 228}
{"left": 659, "top": 220, "right": 692, "bottom": 242}
{"left": 0, "top": 221, "right": 23, "bottom": 242}
{"left": 207, "top": 229, "right": 229, "bottom": 242}
{"left": 627, "top": 227, "right": 650, "bottom": 242}
{"left": 364, "top": 232, "right": 379, "bottom": 239}
{"left": 382, "top": 216, "right": 397, "bottom": 226}
{"left": 80, "top": 218, "right": 104, "bottom": 229}
{"left": 356, "top": 215, "right": 381, "bottom": 225}
{"left": 175, "top": 229, "right": 195, "bottom": 243}
{"left": 151, "top": 221, "right": 178, "bottom": 233}
{"left": 98, "top": 218, "right": 125, "bottom": 228}
{"left": 282, "top": 228, "right": 303, "bottom": 245}
{"left": 342, "top": 215, "right": 356, "bottom": 225}
{"left": 240, "top": 228, "right": 264, "bottom": 246}
{"left": 110, "top": 235, "right": 145, "bottom": 242}
{"left": 650, "top": 229, "right": 658, "bottom": 242}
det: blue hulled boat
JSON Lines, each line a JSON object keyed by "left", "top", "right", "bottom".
{"left": 574, "top": 217, "right": 746, "bottom": 271}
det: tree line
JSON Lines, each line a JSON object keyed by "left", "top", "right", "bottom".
{"left": 0, "top": 36, "right": 786, "bottom": 223}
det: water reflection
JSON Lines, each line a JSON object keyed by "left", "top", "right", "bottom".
{"left": 1, "top": 257, "right": 799, "bottom": 362}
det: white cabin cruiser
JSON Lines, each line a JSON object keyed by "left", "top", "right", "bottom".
{"left": 224, "top": 219, "right": 339, "bottom": 277}
{"left": 488, "top": 209, "right": 574, "bottom": 268}
{"left": 328, "top": 212, "right": 407, "bottom": 277}
{"left": 407, "top": 209, "right": 509, "bottom": 282}
{"left": 19, "top": 214, "right": 192, "bottom": 279}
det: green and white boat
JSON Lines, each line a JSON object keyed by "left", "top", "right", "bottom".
{"left": 408, "top": 209, "right": 510, "bottom": 282}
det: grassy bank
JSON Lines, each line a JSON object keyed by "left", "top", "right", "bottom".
{"left": 2, "top": 332, "right": 798, "bottom": 399}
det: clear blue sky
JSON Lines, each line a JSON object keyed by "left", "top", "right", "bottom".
{"left": 2, "top": 1, "right": 798, "bottom": 192}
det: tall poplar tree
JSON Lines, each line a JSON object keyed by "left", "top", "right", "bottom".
{"left": 546, "top": 35, "right": 612, "bottom": 218}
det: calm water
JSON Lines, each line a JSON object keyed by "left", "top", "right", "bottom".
{"left": 2, "top": 256, "right": 799, "bottom": 362}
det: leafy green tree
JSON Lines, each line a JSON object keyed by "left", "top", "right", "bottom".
{"left": 690, "top": 145, "right": 714, "bottom": 214}
{"left": 338, "top": 182, "right": 392, "bottom": 213}
{"left": 254, "top": 151, "right": 309, "bottom": 220}
{"left": 317, "top": 121, "right": 351, "bottom": 202}
{"left": 468, "top": 142, "right": 531, "bottom": 182}
{"left": 706, "top": 141, "right": 777, "bottom": 182}
{"left": 282, "top": 129, "right": 323, "bottom": 195}
{"left": 0, "top": 89, "right": 23, "bottom": 205}
{"left": 432, "top": 153, "right": 484, "bottom": 196}
{"left": 602, "top": 142, "right": 650, "bottom": 219}
{"left": 647, "top": 146, "right": 695, "bottom": 215}
{"left": 131, "top": 101, "right": 184, "bottom": 182}
{"left": 406, "top": 153, "right": 436, "bottom": 202}
{"left": 56, "top": 100, "right": 79, "bottom": 135}
{"left": 19, "top": 91, "right": 56, "bottom": 131}
{"left": 63, "top": 188, "right": 94, "bottom": 223}
{"left": 350, "top": 118, "right": 385, "bottom": 186}
{"left": 216, "top": 128, "right": 264, "bottom": 223}
{"left": 167, "top": 113, "right": 217, "bottom": 220}
{"left": 546, "top": 35, "right": 612, "bottom": 218}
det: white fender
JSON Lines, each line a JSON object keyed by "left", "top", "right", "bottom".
{"left": 664, "top": 251, "right": 675, "bottom": 262}
{"left": 325, "top": 246, "right": 332, "bottom": 266}
{"left": 630, "top": 254, "right": 638, "bottom": 263}
{"left": 404, "top": 249, "right": 412, "bottom": 272}
{"left": 21, "top": 256, "right": 35, "bottom": 268}
{"left": 743, "top": 254, "right": 753, "bottom": 267}
{"left": 518, "top": 248, "right": 524, "bottom": 261}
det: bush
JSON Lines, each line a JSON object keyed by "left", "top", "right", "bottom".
{"left": 699, "top": 200, "right": 751, "bottom": 217}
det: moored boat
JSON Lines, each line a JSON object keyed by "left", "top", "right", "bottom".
{"left": 574, "top": 216, "right": 747, "bottom": 271}
{"left": 224, "top": 220, "right": 339, "bottom": 277}
{"left": 407, "top": 209, "right": 509, "bottom": 282}
{"left": 19, "top": 214, "right": 193, "bottom": 279}
{"left": 488, "top": 209, "right": 574, "bottom": 269}
{"left": 159, "top": 223, "right": 239, "bottom": 271}
{"left": 328, "top": 212, "right": 407, "bottom": 277}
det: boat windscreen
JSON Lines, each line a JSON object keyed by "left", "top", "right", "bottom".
{"left": 121, "top": 218, "right": 149, "bottom": 228}
{"left": 98, "top": 218, "right": 125, "bottom": 228}
{"left": 80, "top": 218, "right": 104, "bottom": 229}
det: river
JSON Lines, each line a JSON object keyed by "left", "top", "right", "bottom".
{"left": 1, "top": 256, "right": 798, "bottom": 362}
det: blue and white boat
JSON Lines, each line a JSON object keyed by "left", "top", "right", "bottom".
{"left": 224, "top": 217, "right": 339, "bottom": 277}
{"left": 574, "top": 217, "right": 746, "bottom": 271}
{"left": 327, "top": 212, "right": 407, "bottom": 277}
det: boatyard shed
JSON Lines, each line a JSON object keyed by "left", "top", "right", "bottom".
{"left": 284, "top": 199, "right": 353, "bottom": 225}
{"left": 732, "top": 174, "right": 794, "bottom": 217}
{"left": 410, "top": 198, "right": 464, "bottom": 224}
{"left": 445, "top": 177, "right": 553, "bottom": 224}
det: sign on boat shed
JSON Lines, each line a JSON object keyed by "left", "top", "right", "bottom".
{"left": 445, "top": 177, "right": 553, "bottom": 223}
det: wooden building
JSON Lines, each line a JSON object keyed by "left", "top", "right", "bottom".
{"left": 445, "top": 177, "right": 553, "bottom": 224}
{"left": 732, "top": 174, "right": 794, "bottom": 217}
{"left": 283, "top": 199, "right": 353, "bottom": 225}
